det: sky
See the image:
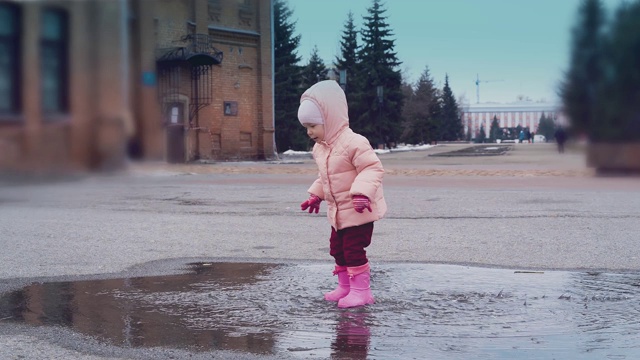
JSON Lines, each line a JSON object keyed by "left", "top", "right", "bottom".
{"left": 289, "top": 0, "right": 625, "bottom": 106}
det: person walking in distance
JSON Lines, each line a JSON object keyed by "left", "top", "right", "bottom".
{"left": 298, "top": 80, "right": 387, "bottom": 308}
{"left": 555, "top": 126, "right": 567, "bottom": 153}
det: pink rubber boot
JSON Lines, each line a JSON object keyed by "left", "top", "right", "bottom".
{"left": 338, "top": 263, "right": 375, "bottom": 308}
{"left": 324, "top": 265, "right": 350, "bottom": 301}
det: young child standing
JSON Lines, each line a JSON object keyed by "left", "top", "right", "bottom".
{"left": 298, "top": 80, "right": 387, "bottom": 308}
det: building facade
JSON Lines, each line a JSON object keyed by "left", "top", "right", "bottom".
{"left": 463, "top": 102, "right": 567, "bottom": 139}
{"left": 155, "top": 0, "right": 274, "bottom": 162}
{"left": 0, "top": 0, "right": 138, "bottom": 171}
{"left": 0, "top": 0, "right": 274, "bottom": 172}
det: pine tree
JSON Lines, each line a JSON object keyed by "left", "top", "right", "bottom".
{"left": 357, "top": 0, "right": 404, "bottom": 147}
{"left": 300, "top": 46, "right": 328, "bottom": 90}
{"left": 334, "top": 12, "right": 364, "bottom": 132}
{"left": 477, "top": 126, "right": 487, "bottom": 144}
{"left": 400, "top": 80, "right": 416, "bottom": 143}
{"left": 401, "top": 66, "right": 439, "bottom": 144}
{"left": 427, "top": 87, "right": 443, "bottom": 145}
{"left": 440, "top": 75, "right": 463, "bottom": 140}
{"left": 537, "top": 112, "right": 555, "bottom": 141}
{"left": 559, "top": 0, "right": 605, "bottom": 139}
{"left": 597, "top": 1, "right": 640, "bottom": 141}
{"left": 273, "top": 0, "right": 306, "bottom": 151}
{"left": 561, "top": 0, "right": 640, "bottom": 143}
{"left": 489, "top": 115, "right": 501, "bottom": 143}
{"left": 334, "top": 12, "right": 360, "bottom": 78}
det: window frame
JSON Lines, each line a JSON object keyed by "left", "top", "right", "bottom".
{"left": 0, "top": 2, "right": 22, "bottom": 119}
{"left": 40, "top": 6, "right": 70, "bottom": 117}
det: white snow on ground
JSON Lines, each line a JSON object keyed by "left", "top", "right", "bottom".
{"left": 282, "top": 150, "right": 312, "bottom": 156}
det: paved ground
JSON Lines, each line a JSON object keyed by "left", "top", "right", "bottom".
{"left": 1, "top": 141, "right": 639, "bottom": 359}
{"left": 132, "top": 141, "right": 595, "bottom": 177}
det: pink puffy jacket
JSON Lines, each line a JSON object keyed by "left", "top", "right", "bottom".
{"left": 303, "top": 80, "right": 387, "bottom": 230}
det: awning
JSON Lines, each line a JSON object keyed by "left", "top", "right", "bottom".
{"left": 156, "top": 34, "right": 223, "bottom": 66}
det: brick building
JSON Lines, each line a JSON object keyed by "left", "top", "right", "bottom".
{"left": 155, "top": 0, "right": 275, "bottom": 162}
{"left": 0, "top": 0, "right": 274, "bottom": 172}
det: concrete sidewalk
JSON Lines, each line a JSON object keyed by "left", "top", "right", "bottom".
{"left": 1, "top": 141, "right": 638, "bottom": 280}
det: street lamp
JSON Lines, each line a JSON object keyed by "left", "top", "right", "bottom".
{"left": 339, "top": 69, "right": 347, "bottom": 92}
{"left": 376, "top": 86, "right": 383, "bottom": 149}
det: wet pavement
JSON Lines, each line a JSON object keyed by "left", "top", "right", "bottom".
{"left": 1, "top": 261, "right": 639, "bottom": 359}
{"left": 1, "top": 144, "right": 640, "bottom": 359}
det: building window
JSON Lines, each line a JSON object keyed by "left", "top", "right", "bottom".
{"left": 239, "top": 0, "right": 253, "bottom": 12}
{"left": 0, "top": 3, "right": 21, "bottom": 116}
{"left": 41, "top": 8, "right": 69, "bottom": 115}
{"left": 208, "top": 0, "right": 221, "bottom": 10}
{"left": 238, "top": 0, "right": 253, "bottom": 26}
{"left": 208, "top": 0, "right": 221, "bottom": 22}
{"left": 224, "top": 101, "right": 238, "bottom": 116}
{"left": 170, "top": 106, "right": 179, "bottom": 124}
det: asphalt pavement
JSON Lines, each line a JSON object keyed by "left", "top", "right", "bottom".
{"left": 1, "top": 142, "right": 639, "bottom": 359}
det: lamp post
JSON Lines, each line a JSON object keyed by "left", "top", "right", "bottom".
{"left": 339, "top": 69, "right": 347, "bottom": 92}
{"left": 376, "top": 85, "right": 383, "bottom": 149}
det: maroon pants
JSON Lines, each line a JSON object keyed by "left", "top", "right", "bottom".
{"left": 329, "top": 222, "right": 374, "bottom": 267}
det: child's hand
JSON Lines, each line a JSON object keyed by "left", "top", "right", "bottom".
{"left": 352, "top": 195, "right": 372, "bottom": 213}
{"left": 301, "top": 194, "right": 322, "bottom": 214}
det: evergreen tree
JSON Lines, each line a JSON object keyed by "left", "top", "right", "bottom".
{"left": 596, "top": 1, "right": 640, "bottom": 141}
{"left": 357, "top": 0, "right": 404, "bottom": 147}
{"left": 334, "top": 12, "right": 364, "bottom": 132}
{"left": 559, "top": 0, "right": 605, "bottom": 138}
{"left": 440, "top": 75, "right": 463, "bottom": 140}
{"left": 427, "top": 87, "right": 443, "bottom": 145}
{"left": 300, "top": 46, "right": 328, "bottom": 90}
{"left": 489, "top": 115, "right": 501, "bottom": 142}
{"left": 401, "top": 66, "right": 439, "bottom": 144}
{"left": 273, "top": 0, "right": 306, "bottom": 151}
{"left": 537, "top": 113, "right": 556, "bottom": 141}
{"left": 477, "top": 126, "right": 487, "bottom": 143}
{"left": 399, "top": 79, "right": 416, "bottom": 143}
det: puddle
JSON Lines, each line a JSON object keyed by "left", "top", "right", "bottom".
{"left": 1, "top": 262, "right": 640, "bottom": 359}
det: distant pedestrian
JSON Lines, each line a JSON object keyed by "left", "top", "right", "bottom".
{"left": 531, "top": 132, "right": 535, "bottom": 143}
{"left": 519, "top": 130, "right": 525, "bottom": 143}
{"left": 555, "top": 126, "right": 567, "bottom": 153}
{"left": 298, "top": 80, "right": 387, "bottom": 308}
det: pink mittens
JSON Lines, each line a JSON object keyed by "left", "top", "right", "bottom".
{"left": 352, "top": 195, "right": 372, "bottom": 213}
{"left": 301, "top": 194, "right": 322, "bottom": 213}
{"left": 302, "top": 194, "right": 371, "bottom": 213}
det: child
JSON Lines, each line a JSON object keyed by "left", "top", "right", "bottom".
{"left": 298, "top": 80, "right": 387, "bottom": 308}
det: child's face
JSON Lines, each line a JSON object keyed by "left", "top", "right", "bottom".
{"left": 303, "top": 123, "right": 325, "bottom": 143}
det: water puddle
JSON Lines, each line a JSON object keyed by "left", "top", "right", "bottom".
{"left": 1, "top": 262, "right": 640, "bottom": 359}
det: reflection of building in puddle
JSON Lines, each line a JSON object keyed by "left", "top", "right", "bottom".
{"left": 331, "top": 309, "right": 372, "bottom": 359}
{"left": 0, "top": 262, "right": 281, "bottom": 354}
{"left": 3, "top": 263, "right": 640, "bottom": 358}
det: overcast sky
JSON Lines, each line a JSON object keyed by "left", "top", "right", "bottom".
{"left": 290, "top": 0, "right": 625, "bottom": 106}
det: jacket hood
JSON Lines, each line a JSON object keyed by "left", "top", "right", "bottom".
{"left": 300, "top": 80, "right": 349, "bottom": 144}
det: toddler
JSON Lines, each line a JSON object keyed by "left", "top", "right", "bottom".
{"left": 298, "top": 80, "right": 387, "bottom": 308}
